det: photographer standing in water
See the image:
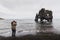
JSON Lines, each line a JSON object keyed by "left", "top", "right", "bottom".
{"left": 11, "top": 20, "right": 17, "bottom": 37}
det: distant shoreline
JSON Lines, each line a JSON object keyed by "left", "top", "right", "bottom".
{"left": 0, "top": 18, "right": 4, "bottom": 20}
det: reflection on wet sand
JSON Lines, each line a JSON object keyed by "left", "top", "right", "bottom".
{"left": 35, "top": 21, "right": 54, "bottom": 33}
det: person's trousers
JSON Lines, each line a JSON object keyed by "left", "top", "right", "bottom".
{"left": 12, "top": 29, "right": 16, "bottom": 37}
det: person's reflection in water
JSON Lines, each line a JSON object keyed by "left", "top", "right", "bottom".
{"left": 11, "top": 20, "right": 17, "bottom": 37}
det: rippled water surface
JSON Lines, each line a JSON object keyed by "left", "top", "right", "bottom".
{"left": 0, "top": 19, "right": 60, "bottom": 37}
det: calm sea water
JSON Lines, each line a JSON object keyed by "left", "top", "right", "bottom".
{"left": 0, "top": 19, "right": 60, "bottom": 37}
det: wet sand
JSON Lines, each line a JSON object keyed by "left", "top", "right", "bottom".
{"left": 0, "top": 19, "right": 60, "bottom": 40}
{"left": 0, "top": 31, "right": 60, "bottom": 40}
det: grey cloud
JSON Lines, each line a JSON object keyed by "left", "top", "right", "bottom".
{"left": 0, "top": 0, "right": 60, "bottom": 19}
{"left": 0, "top": 0, "right": 41, "bottom": 10}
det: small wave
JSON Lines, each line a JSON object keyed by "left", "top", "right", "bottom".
{"left": 0, "top": 28, "right": 10, "bottom": 30}
{"left": 0, "top": 31, "right": 10, "bottom": 34}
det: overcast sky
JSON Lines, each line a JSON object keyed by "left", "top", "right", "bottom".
{"left": 0, "top": 0, "right": 60, "bottom": 19}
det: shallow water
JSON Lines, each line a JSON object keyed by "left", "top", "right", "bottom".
{"left": 0, "top": 19, "right": 60, "bottom": 37}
